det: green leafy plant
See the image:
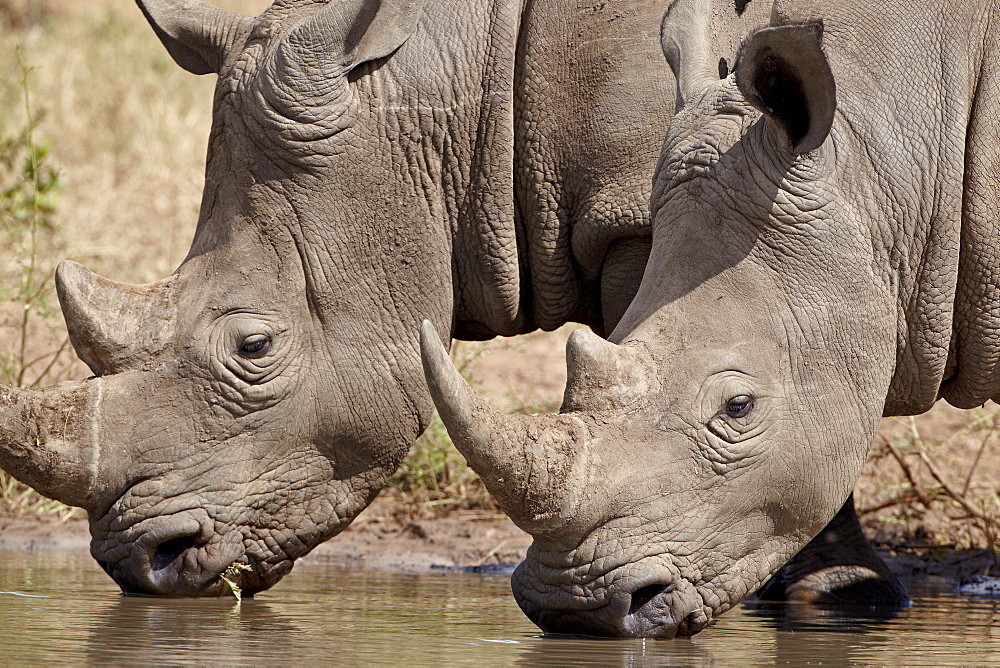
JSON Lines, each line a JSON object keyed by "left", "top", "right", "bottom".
{"left": 0, "top": 47, "right": 77, "bottom": 520}
{"left": 387, "top": 412, "right": 490, "bottom": 511}
{"left": 220, "top": 562, "right": 253, "bottom": 602}
{"left": 1, "top": 48, "right": 67, "bottom": 386}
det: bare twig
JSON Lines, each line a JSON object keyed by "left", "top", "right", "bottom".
{"left": 25, "top": 336, "right": 70, "bottom": 388}
{"left": 879, "top": 434, "right": 932, "bottom": 508}
{"left": 857, "top": 490, "right": 922, "bottom": 516}
{"left": 913, "top": 442, "right": 993, "bottom": 523}
{"left": 962, "top": 414, "right": 996, "bottom": 497}
{"left": 473, "top": 539, "right": 511, "bottom": 567}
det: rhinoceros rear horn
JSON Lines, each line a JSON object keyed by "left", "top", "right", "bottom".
{"left": 56, "top": 261, "right": 177, "bottom": 377}
{"left": 561, "top": 329, "right": 657, "bottom": 413}
{"left": 735, "top": 22, "right": 836, "bottom": 154}
{"left": 136, "top": 0, "right": 255, "bottom": 75}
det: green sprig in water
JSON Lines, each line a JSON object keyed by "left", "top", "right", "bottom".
{"left": 220, "top": 562, "right": 252, "bottom": 602}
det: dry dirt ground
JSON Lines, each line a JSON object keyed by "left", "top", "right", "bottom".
{"left": 0, "top": 0, "right": 997, "bottom": 586}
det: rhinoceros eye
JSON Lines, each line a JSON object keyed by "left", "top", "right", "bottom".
{"left": 237, "top": 334, "right": 272, "bottom": 359}
{"left": 724, "top": 395, "right": 754, "bottom": 419}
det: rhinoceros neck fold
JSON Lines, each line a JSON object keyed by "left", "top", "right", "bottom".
{"left": 445, "top": 0, "right": 523, "bottom": 339}
{"left": 0, "top": 380, "right": 103, "bottom": 511}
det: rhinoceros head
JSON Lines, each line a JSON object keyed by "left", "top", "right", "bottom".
{"left": 423, "top": 3, "right": 908, "bottom": 637}
{"left": 0, "top": 0, "right": 455, "bottom": 596}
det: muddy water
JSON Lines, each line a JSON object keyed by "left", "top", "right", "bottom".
{"left": 1, "top": 551, "right": 999, "bottom": 665}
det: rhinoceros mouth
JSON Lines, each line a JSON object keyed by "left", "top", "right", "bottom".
{"left": 513, "top": 557, "right": 712, "bottom": 638}
{"left": 89, "top": 508, "right": 244, "bottom": 596}
{"left": 619, "top": 577, "right": 713, "bottom": 638}
{"left": 86, "top": 497, "right": 305, "bottom": 597}
{"left": 86, "top": 467, "right": 359, "bottom": 597}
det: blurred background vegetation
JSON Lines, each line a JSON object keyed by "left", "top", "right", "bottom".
{"left": 0, "top": 0, "right": 264, "bottom": 517}
{"left": 0, "top": 0, "right": 996, "bottom": 563}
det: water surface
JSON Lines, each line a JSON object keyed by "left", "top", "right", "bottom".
{"left": 1, "top": 550, "right": 998, "bottom": 665}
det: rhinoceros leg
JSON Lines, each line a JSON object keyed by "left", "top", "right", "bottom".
{"left": 600, "top": 237, "right": 652, "bottom": 336}
{"left": 754, "top": 494, "right": 910, "bottom": 608}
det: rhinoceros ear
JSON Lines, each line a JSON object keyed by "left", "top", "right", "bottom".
{"left": 136, "top": 0, "right": 255, "bottom": 75}
{"left": 736, "top": 22, "right": 836, "bottom": 154}
{"left": 661, "top": 0, "right": 722, "bottom": 108}
{"left": 347, "top": 0, "right": 426, "bottom": 68}
{"left": 283, "top": 0, "right": 426, "bottom": 79}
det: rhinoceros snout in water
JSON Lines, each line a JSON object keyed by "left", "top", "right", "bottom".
{"left": 513, "top": 559, "right": 711, "bottom": 639}
{"left": 93, "top": 509, "right": 249, "bottom": 597}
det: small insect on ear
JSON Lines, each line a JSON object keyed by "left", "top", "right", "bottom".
{"left": 735, "top": 21, "right": 836, "bottom": 154}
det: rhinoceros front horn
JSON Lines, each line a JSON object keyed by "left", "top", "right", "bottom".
{"left": 419, "top": 320, "right": 590, "bottom": 538}
{"left": 56, "top": 261, "right": 176, "bottom": 377}
{"left": 0, "top": 380, "right": 106, "bottom": 512}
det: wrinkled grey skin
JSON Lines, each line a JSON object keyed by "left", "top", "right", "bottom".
{"left": 423, "top": 0, "right": 1000, "bottom": 637}
{"left": 0, "top": 0, "right": 679, "bottom": 596}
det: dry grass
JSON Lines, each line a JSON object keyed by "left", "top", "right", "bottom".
{"left": 858, "top": 404, "right": 1000, "bottom": 553}
{"left": 3, "top": 2, "right": 242, "bottom": 289}
{"left": 0, "top": 0, "right": 267, "bottom": 516}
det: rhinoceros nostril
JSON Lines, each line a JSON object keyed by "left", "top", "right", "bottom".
{"left": 629, "top": 583, "right": 673, "bottom": 616}
{"left": 152, "top": 536, "right": 199, "bottom": 571}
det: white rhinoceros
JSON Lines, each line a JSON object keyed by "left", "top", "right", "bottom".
{"left": 0, "top": 0, "right": 783, "bottom": 598}
{"left": 423, "top": 0, "right": 996, "bottom": 637}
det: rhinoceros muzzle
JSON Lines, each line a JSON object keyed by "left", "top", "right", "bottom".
{"left": 95, "top": 508, "right": 248, "bottom": 597}
{"left": 514, "top": 563, "right": 711, "bottom": 639}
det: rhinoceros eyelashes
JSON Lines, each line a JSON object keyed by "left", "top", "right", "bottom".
{"left": 237, "top": 334, "right": 272, "bottom": 360}
{"left": 724, "top": 394, "right": 754, "bottom": 419}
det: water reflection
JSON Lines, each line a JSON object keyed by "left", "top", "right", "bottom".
{"left": 743, "top": 597, "right": 900, "bottom": 633}
{"left": 83, "top": 599, "right": 304, "bottom": 664}
{"left": 1, "top": 550, "right": 999, "bottom": 665}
